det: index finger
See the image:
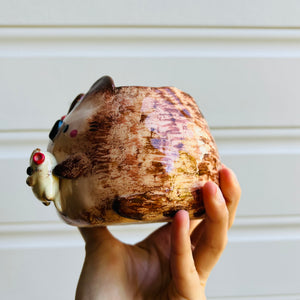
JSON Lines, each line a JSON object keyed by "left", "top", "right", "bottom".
{"left": 219, "top": 166, "right": 241, "bottom": 228}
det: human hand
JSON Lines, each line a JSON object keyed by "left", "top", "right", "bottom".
{"left": 75, "top": 166, "right": 241, "bottom": 300}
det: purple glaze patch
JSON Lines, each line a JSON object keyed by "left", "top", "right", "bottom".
{"left": 70, "top": 129, "right": 78, "bottom": 138}
{"left": 141, "top": 97, "right": 192, "bottom": 173}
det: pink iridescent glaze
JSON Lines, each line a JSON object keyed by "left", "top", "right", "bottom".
{"left": 141, "top": 95, "right": 207, "bottom": 174}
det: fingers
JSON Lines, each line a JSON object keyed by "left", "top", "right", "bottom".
{"left": 191, "top": 166, "right": 241, "bottom": 244}
{"left": 193, "top": 182, "right": 229, "bottom": 282}
{"left": 219, "top": 166, "right": 241, "bottom": 228}
{"left": 169, "top": 210, "right": 202, "bottom": 297}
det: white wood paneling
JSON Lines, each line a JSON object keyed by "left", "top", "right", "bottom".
{"left": 210, "top": 243, "right": 300, "bottom": 297}
{"left": 1, "top": 28, "right": 300, "bottom": 130}
{"left": 1, "top": 215, "right": 299, "bottom": 299}
{"left": 1, "top": 0, "right": 300, "bottom": 27}
{"left": 4, "top": 55, "right": 300, "bottom": 128}
{"left": 0, "top": 246, "right": 84, "bottom": 300}
{"left": 207, "top": 239, "right": 300, "bottom": 298}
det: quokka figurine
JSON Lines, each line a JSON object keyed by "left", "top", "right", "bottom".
{"left": 26, "top": 76, "right": 221, "bottom": 226}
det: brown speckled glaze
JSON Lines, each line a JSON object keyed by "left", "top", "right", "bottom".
{"left": 46, "top": 76, "right": 221, "bottom": 226}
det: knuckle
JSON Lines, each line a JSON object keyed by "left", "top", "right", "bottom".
{"left": 207, "top": 233, "right": 228, "bottom": 255}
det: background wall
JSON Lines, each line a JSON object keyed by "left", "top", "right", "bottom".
{"left": 0, "top": 1, "right": 299, "bottom": 299}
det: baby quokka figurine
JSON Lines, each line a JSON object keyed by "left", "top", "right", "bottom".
{"left": 26, "top": 76, "right": 221, "bottom": 227}
{"left": 26, "top": 148, "right": 61, "bottom": 211}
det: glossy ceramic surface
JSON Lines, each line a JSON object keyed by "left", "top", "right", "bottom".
{"left": 27, "top": 76, "right": 221, "bottom": 226}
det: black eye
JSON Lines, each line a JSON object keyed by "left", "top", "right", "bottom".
{"left": 49, "top": 120, "right": 63, "bottom": 141}
{"left": 26, "top": 166, "right": 33, "bottom": 175}
{"left": 63, "top": 124, "right": 69, "bottom": 133}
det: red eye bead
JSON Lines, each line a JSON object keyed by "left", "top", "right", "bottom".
{"left": 33, "top": 152, "right": 45, "bottom": 165}
{"left": 61, "top": 115, "right": 66, "bottom": 121}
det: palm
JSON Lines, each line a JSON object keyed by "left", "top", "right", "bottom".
{"left": 76, "top": 167, "right": 241, "bottom": 300}
{"left": 133, "top": 220, "right": 204, "bottom": 298}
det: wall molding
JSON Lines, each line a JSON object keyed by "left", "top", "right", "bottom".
{"left": 1, "top": 128, "right": 299, "bottom": 157}
{"left": 2, "top": 27, "right": 300, "bottom": 58}
{"left": 209, "top": 293, "right": 300, "bottom": 300}
{"left": 213, "top": 128, "right": 300, "bottom": 155}
{"left": 1, "top": 214, "right": 299, "bottom": 249}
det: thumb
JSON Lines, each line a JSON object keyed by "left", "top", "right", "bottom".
{"left": 169, "top": 210, "right": 202, "bottom": 298}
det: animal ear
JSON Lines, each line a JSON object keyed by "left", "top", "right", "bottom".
{"left": 68, "top": 94, "right": 84, "bottom": 114}
{"left": 87, "top": 76, "right": 115, "bottom": 95}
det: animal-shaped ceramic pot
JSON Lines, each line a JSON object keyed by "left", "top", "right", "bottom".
{"left": 26, "top": 76, "right": 221, "bottom": 226}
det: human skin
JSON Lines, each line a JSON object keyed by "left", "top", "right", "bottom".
{"left": 75, "top": 166, "right": 241, "bottom": 300}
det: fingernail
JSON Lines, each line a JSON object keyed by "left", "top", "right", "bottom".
{"left": 184, "top": 210, "right": 190, "bottom": 233}
{"left": 210, "top": 182, "right": 218, "bottom": 197}
{"left": 216, "top": 187, "right": 225, "bottom": 204}
{"left": 174, "top": 210, "right": 190, "bottom": 234}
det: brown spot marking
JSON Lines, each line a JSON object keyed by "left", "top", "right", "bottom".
{"left": 85, "top": 111, "right": 115, "bottom": 175}
{"left": 180, "top": 108, "right": 191, "bottom": 119}
{"left": 163, "top": 209, "right": 184, "bottom": 218}
{"left": 79, "top": 202, "right": 109, "bottom": 225}
{"left": 140, "top": 114, "right": 147, "bottom": 123}
{"left": 112, "top": 196, "right": 145, "bottom": 220}
{"left": 193, "top": 209, "right": 205, "bottom": 218}
{"left": 198, "top": 161, "right": 210, "bottom": 176}
{"left": 192, "top": 188, "right": 203, "bottom": 204}
{"left": 112, "top": 193, "right": 170, "bottom": 220}
{"left": 53, "top": 153, "right": 91, "bottom": 179}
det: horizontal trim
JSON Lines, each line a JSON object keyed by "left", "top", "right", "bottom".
{"left": 229, "top": 215, "right": 300, "bottom": 243}
{"left": 1, "top": 215, "right": 299, "bottom": 249}
{"left": 0, "top": 131, "right": 48, "bottom": 159}
{"left": 1, "top": 214, "right": 300, "bottom": 231}
{"left": 4, "top": 25, "right": 300, "bottom": 30}
{"left": 209, "top": 294, "right": 300, "bottom": 300}
{"left": 2, "top": 28, "right": 300, "bottom": 57}
{"left": 234, "top": 215, "right": 300, "bottom": 228}
{"left": 4, "top": 27, "right": 300, "bottom": 39}
{"left": 213, "top": 128, "right": 300, "bottom": 155}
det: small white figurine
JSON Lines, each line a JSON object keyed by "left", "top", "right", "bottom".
{"left": 26, "top": 148, "right": 61, "bottom": 212}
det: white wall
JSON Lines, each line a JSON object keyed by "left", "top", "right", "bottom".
{"left": 0, "top": 1, "right": 299, "bottom": 299}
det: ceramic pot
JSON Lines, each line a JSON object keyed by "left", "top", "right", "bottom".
{"left": 26, "top": 76, "right": 221, "bottom": 226}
